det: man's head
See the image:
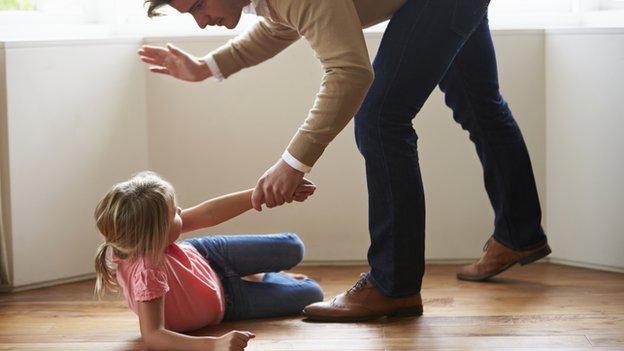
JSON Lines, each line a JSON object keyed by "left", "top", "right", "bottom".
{"left": 146, "top": 0, "right": 250, "bottom": 29}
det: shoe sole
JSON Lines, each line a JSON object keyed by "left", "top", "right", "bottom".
{"left": 303, "top": 305, "right": 423, "bottom": 323}
{"left": 456, "top": 244, "right": 552, "bottom": 282}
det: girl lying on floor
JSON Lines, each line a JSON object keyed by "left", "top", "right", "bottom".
{"left": 93, "top": 171, "right": 323, "bottom": 351}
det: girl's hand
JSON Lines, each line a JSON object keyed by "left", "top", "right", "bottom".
{"left": 293, "top": 178, "right": 316, "bottom": 202}
{"left": 209, "top": 331, "right": 255, "bottom": 351}
{"left": 138, "top": 43, "right": 212, "bottom": 82}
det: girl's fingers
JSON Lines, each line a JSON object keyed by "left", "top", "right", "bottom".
{"left": 251, "top": 187, "right": 264, "bottom": 211}
{"left": 295, "top": 188, "right": 315, "bottom": 195}
{"left": 234, "top": 339, "right": 247, "bottom": 348}
{"left": 235, "top": 330, "right": 254, "bottom": 340}
{"left": 297, "top": 184, "right": 316, "bottom": 192}
{"left": 294, "top": 189, "right": 315, "bottom": 196}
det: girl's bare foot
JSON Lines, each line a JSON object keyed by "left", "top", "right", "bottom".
{"left": 283, "top": 272, "right": 308, "bottom": 280}
{"left": 241, "top": 272, "right": 308, "bottom": 282}
{"left": 241, "top": 273, "right": 265, "bottom": 282}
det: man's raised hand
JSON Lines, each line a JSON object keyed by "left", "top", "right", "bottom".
{"left": 138, "top": 43, "right": 212, "bottom": 82}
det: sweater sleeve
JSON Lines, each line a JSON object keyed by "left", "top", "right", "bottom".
{"left": 275, "top": 0, "right": 374, "bottom": 167}
{"left": 209, "top": 17, "right": 301, "bottom": 79}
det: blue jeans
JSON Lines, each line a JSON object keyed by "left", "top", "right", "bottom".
{"left": 184, "top": 233, "right": 323, "bottom": 321}
{"left": 354, "top": 0, "right": 547, "bottom": 297}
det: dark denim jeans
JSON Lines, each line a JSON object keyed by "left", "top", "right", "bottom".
{"left": 184, "top": 233, "right": 323, "bottom": 320}
{"left": 354, "top": 0, "right": 547, "bottom": 297}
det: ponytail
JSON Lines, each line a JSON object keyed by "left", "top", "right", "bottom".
{"left": 94, "top": 242, "right": 118, "bottom": 299}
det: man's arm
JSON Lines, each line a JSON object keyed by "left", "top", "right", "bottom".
{"left": 275, "top": 0, "right": 374, "bottom": 168}
{"left": 251, "top": 0, "right": 374, "bottom": 209}
{"left": 207, "top": 17, "right": 301, "bottom": 80}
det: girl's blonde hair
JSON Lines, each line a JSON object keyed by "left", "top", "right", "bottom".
{"left": 93, "top": 171, "right": 175, "bottom": 298}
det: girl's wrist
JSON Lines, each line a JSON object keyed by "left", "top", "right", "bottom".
{"left": 198, "top": 336, "right": 218, "bottom": 351}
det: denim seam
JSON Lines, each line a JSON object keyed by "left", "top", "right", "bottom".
{"left": 368, "top": 0, "right": 430, "bottom": 296}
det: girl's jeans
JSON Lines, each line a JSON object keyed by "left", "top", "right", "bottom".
{"left": 184, "top": 233, "right": 324, "bottom": 321}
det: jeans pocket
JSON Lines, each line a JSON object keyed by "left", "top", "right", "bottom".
{"left": 450, "top": 0, "right": 490, "bottom": 38}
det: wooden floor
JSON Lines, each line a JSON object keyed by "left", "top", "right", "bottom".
{"left": 1, "top": 263, "right": 623, "bottom": 350}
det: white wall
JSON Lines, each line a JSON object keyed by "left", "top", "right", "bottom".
{"left": 144, "top": 30, "right": 546, "bottom": 262}
{"left": 545, "top": 28, "right": 624, "bottom": 271}
{"left": 3, "top": 39, "right": 149, "bottom": 287}
{"left": 0, "top": 43, "right": 12, "bottom": 286}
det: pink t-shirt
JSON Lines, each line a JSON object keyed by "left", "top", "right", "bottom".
{"left": 113, "top": 243, "right": 226, "bottom": 332}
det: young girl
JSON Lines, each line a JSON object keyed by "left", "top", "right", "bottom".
{"left": 93, "top": 171, "right": 323, "bottom": 351}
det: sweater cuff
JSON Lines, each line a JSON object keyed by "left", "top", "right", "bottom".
{"left": 282, "top": 150, "right": 312, "bottom": 174}
{"left": 286, "top": 132, "right": 326, "bottom": 169}
{"left": 199, "top": 54, "right": 224, "bottom": 82}
{"left": 207, "top": 45, "right": 245, "bottom": 79}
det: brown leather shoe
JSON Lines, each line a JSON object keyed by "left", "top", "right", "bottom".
{"left": 457, "top": 236, "right": 552, "bottom": 281}
{"left": 303, "top": 273, "right": 423, "bottom": 322}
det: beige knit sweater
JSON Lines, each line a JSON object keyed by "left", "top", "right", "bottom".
{"left": 210, "top": 0, "right": 407, "bottom": 168}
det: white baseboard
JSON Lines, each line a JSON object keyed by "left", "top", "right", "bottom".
{"left": 299, "top": 260, "right": 368, "bottom": 266}
{"left": 548, "top": 257, "right": 624, "bottom": 274}
{"left": 0, "top": 273, "right": 95, "bottom": 293}
{"left": 2, "top": 257, "right": 621, "bottom": 293}
{"left": 299, "top": 258, "right": 478, "bottom": 267}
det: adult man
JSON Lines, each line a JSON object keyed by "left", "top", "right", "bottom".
{"left": 140, "top": 0, "right": 551, "bottom": 322}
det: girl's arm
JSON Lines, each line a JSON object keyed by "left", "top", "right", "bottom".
{"left": 137, "top": 297, "right": 254, "bottom": 351}
{"left": 180, "top": 189, "right": 254, "bottom": 234}
{"left": 181, "top": 180, "right": 316, "bottom": 234}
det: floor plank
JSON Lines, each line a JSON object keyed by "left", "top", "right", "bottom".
{"left": 1, "top": 263, "right": 623, "bottom": 350}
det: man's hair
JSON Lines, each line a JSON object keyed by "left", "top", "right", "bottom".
{"left": 145, "top": 0, "right": 171, "bottom": 17}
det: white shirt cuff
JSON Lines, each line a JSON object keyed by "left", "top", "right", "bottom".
{"left": 282, "top": 150, "right": 312, "bottom": 174}
{"left": 199, "top": 54, "right": 224, "bottom": 82}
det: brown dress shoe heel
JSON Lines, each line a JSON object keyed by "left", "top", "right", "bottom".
{"left": 303, "top": 273, "right": 423, "bottom": 322}
{"left": 386, "top": 305, "right": 424, "bottom": 318}
{"left": 457, "top": 237, "right": 551, "bottom": 282}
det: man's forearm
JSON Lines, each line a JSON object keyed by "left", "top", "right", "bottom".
{"left": 181, "top": 189, "right": 254, "bottom": 233}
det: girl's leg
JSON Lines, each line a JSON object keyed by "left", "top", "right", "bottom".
{"left": 185, "top": 233, "right": 304, "bottom": 277}
{"left": 225, "top": 273, "right": 324, "bottom": 321}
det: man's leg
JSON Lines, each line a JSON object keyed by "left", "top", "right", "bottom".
{"left": 356, "top": 0, "right": 490, "bottom": 297}
{"left": 438, "top": 16, "right": 550, "bottom": 281}
{"left": 304, "top": 0, "right": 490, "bottom": 321}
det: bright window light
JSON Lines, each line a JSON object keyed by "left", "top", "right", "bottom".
{"left": 0, "top": 0, "right": 35, "bottom": 11}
